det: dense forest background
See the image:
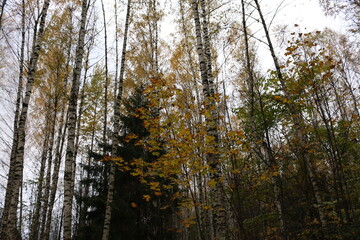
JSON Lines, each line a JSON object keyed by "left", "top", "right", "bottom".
{"left": 0, "top": 0, "right": 359, "bottom": 239}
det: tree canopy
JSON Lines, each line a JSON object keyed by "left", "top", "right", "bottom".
{"left": 0, "top": 0, "right": 359, "bottom": 240}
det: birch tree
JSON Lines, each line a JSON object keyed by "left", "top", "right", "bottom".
{"left": 191, "top": 0, "right": 227, "bottom": 238}
{"left": 0, "top": 0, "right": 50, "bottom": 238}
{"left": 100, "top": 0, "right": 109, "bottom": 155}
{"left": 63, "top": 0, "right": 89, "bottom": 239}
{"left": 42, "top": 9, "right": 74, "bottom": 239}
{"left": 0, "top": 0, "right": 6, "bottom": 30}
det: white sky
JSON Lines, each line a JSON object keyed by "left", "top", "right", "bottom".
{"left": 157, "top": 0, "right": 347, "bottom": 71}
{"left": 265, "top": 0, "right": 343, "bottom": 31}
{"left": 244, "top": 0, "right": 346, "bottom": 71}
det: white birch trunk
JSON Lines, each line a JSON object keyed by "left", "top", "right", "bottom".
{"left": 0, "top": 1, "right": 50, "bottom": 239}
{"left": 0, "top": 0, "right": 25, "bottom": 235}
{"left": 63, "top": 0, "right": 88, "bottom": 239}
{"left": 43, "top": 23, "right": 73, "bottom": 238}
{"left": 191, "top": 0, "right": 227, "bottom": 239}
{"left": 39, "top": 91, "right": 59, "bottom": 240}
{"left": 0, "top": 0, "right": 7, "bottom": 29}
{"left": 29, "top": 113, "right": 50, "bottom": 240}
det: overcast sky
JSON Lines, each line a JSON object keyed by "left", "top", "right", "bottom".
{"left": 266, "top": 0, "right": 343, "bottom": 31}
{"left": 243, "top": 0, "right": 345, "bottom": 71}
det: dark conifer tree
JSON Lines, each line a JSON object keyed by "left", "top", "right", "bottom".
{"left": 76, "top": 85, "right": 177, "bottom": 240}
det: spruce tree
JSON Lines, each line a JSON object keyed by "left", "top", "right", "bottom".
{"left": 76, "top": 85, "right": 177, "bottom": 240}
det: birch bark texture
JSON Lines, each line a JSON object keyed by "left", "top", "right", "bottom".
{"left": 191, "top": 0, "right": 227, "bottom": 239}
{"left": 63, "top": 0, "right": 89, "bottom": 239}
{"left": 0, "top": 0, "right": 50, "bottom": 239}
{"left": 0, "top": 0, "right": 25, "bottom": 236}
{"left": 0, "top": 0, "right": 7, "bottom": 30}
{"left": 43, "top": 19, "right": 73, "bottom": 238}
{"left": 29, "top": 113, "right": 50, "bottom": 240}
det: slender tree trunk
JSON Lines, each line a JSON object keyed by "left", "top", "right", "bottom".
{"left": 72, "top": 49, "right": 91, "bottom": 209}
{"left": 44, "top": 108, "right": 68, "bottom": 240}
{"left": 179, "top": 3, "right": 208, "bottom": 238}
{"left": 0, "top": 1, "right": 50, "bottom": 239}
{"left": 259, "top": 96, "right": 287, "bottom": 239}
{"left": 58, "top": 208, "right": 64, "bottom": 240}
{"left": 36, "top": 55, "right": 65, "bottom": 240}
{"left": 0, "top": 0, "right": 25, "bottom": 235}
{"left": 179, "top": 0, "right": 202, "bottom": 121}
{"left": 146, "top": 1, "right": 155, "bottom": 73}
{"left": 114, "top": 0, "right": 119, "bottom": 107}
{"left": 101, "top": 0, "right": 109, "bottom": 154}
{"left": 43, "top": 17, "right": 73, "bottom": 237}
{"left": 241, "top": 1, "right": 287, "bottom": 239}
{"left": 253, "top": 0, "right": 327, "bottom": 233}
{"left": 63, "top": 0, "right": 88, "bottom": 239}
{"left": 72, "top": 47, "right": 91, "bottom": 236}
{"left": 311, "top": 78, "right": 352, "bottom": 223}
{"left": 152, "top": 0, "right": 159, "bottom": 74}
{"left": 191, "top": 1, "right": 226, "bottom": 239}
{"left": 0, "top": 0, "right": 7, "bottom": 30}
{"left": 18, "top": 177, "right": 23, "bottom": 236}
{"left": 76, "top": 115, "right": 96, "bottom": 236}
{"left": 329, "top": 75, "right": 357, "bottom": 220}
{"left": 29, "top": 112, "right": 51, "bottom": 240}
{"left": 101, "top": 1, "right": 131, "bottom": 239}
{"left": 72, "top": 21, "right": 97, "bottom": 237}
{"left": 231, "top": 170, "right": 246, "bottom": 240}
{"left": 199, "top": 0, "right": 214, "bottom": 95}
{"left": 74, "top": 42, "right": 92, "bottom": 161}
{"left": 39, "top": 83, "right": 60, "bottom": 239}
